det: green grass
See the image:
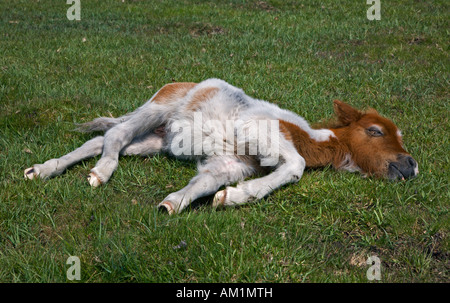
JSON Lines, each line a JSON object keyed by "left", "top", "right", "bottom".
{"left": 0, "top": 0, "right": 448, "bottom": 282}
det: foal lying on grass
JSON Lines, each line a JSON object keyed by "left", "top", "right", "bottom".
{"left": 24, "top": 79, "right": 418, "bottom": 214}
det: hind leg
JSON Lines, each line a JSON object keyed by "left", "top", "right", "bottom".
{"left": 88, "top": 123, "right": 133, "bottom": 186}
{"left": 25, "top": 133, "right": 163, "bottom": 183}
{"left": 24, "top": 136, "right": 104, "bottom": 180}
{"left": 120, "top": 133, "right": 163, "bottom": 156}
{"left": 88, "top": 105, "right": 168, "bottom": 186}
{"left": 88, "top": 114, "right": 148, "bottom": 186}
{"left": 88, "top": 132, "right": 164, "bottom": 186}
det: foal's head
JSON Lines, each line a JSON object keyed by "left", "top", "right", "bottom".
{"left": 332, "top": 100, "right": 418, "bottom": 180}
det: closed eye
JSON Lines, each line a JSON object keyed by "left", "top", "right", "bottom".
{"left": 366, "top": 126, "right": 384, "bottom": 137}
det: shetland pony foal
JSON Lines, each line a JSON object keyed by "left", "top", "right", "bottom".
{"left": 24, "top": 79, "right": 418, "bottom": 214}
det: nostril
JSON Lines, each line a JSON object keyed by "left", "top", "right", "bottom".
{"left": 406, "top": 156, "right": 416, "bottom": 167}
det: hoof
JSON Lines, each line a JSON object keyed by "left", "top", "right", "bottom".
{"left": 24, "top": 167, "right": 38, "bottom": 180}
{"left": 88, "top": 172, "right": 102, "bottom": 187}
{"left": 213, "top": 190, "right": 227, "bottom": 208}
{"left": 158, "top": 201, "right": 175, "bottom": 215}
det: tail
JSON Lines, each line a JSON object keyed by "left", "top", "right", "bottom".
{"left": 75, "top": 114, "right": 132, "bottom": 133}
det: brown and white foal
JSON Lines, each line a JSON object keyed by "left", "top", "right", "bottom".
{"left": 24, "top": 79, "right": 418, "bottom": 214}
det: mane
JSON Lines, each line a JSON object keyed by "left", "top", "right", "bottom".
{"left": 312, "top": 108, "right": 379, "bottom": 129}
{"left": 312, "top": 116, "right": 346, "bottom": 129}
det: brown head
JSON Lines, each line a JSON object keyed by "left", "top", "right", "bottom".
{"left": 331, "top": 100, "right": 418, "bottom": 180}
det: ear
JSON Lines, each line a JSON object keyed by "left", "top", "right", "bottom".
{"left": 333, "top": 100, "right": 362, "bottom": 125}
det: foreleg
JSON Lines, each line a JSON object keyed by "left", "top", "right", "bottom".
{"left": 213, "top": 148, "right": 305, "bottom": 207}
{"left": 158, "top": 156, "right": 255, "bottom": 214}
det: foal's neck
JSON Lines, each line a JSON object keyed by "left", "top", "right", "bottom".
{"left": 279, "top": 120, "right": 349, "bottom": 169}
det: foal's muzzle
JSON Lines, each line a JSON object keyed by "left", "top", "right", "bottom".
{"left": 388, "top": 154, "right": 418, "bottom": 180}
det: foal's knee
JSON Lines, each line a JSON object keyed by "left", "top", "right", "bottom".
{"left": 286, "top": 156, "right": 305, "bottom": 182}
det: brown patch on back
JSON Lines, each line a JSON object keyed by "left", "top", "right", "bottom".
{"left": 186, "top": 87, "right": 219, "bottom": 111}
{"left": 152, "top": 82, "right": 197, "bottom": 104}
